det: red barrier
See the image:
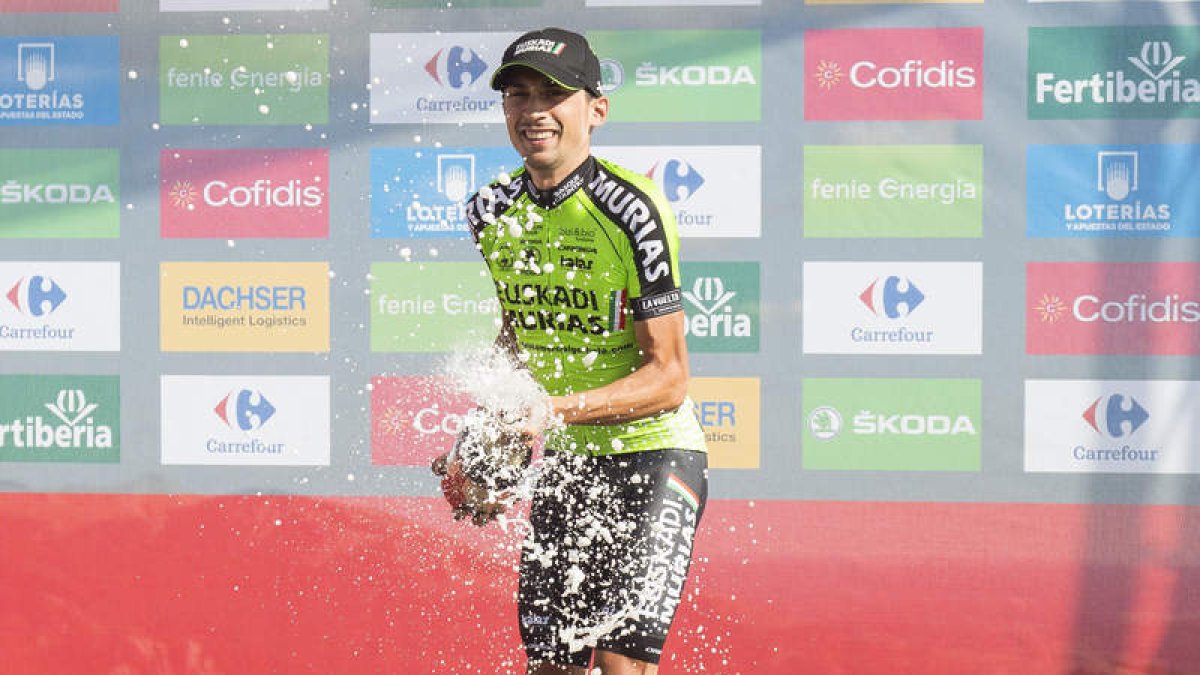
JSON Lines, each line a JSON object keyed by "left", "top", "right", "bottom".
{"left": 3, "top": 494, "right": 1200, "bottom": 673}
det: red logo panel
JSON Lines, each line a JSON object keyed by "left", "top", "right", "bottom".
{"left": 0, "top": 0, "right": 116, "bottom": 11}
{"left": 804, "top": 27, "right": 983, "bottom": 121}
{"left": 160, "top": 149, "right": 329, "bottom": 239}
{"left": 1027, "top": 262, "right": 1200, "bottom": 355}
{"left": 370, "top": 376, "right": 473, "bottom": 466}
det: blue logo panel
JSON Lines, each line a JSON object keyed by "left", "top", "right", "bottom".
{"left": 1027, "top": 144, "right": 1200, "bottom": 237}
{"left": 370, "top": 146, "right": 522, "bottom": 238}
{"left": 0, "top": 36, "right": 119, "bottom": 126}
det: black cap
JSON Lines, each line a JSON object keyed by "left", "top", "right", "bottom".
{"left": 490, "top": 27, "right": 603, "bottom": 98}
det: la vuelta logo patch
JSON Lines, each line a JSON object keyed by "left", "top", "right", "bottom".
{"left": 804, "top": 27, "right": 983, "bottom": 121}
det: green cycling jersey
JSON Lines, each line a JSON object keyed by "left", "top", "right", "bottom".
{"left": 466, "top": 156, "right": 706, "bottom": 456}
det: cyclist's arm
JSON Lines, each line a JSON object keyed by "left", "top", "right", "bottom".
{"left": 550, "top": 311, "right": 690, "bottom": 426}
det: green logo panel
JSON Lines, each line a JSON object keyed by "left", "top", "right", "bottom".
{"left": 160, "top": 34, "right": 329, "bottom": 126}
{"left": 803, "top": 378, "right": 981, "bottom": 471}
{"left": 1028, "top": 26, "right": 1200, "bottom": 119}
{"left": 804, "top": 145, "right": 982, "bottom": 238}
{"left": 0, "top": 375, "right": 120, "bottom": 463}
{"left": 681, "top": 262, "right": 759, "bottom": 353}
{"left": 370, "top": 262, "right": 500, "bottom": 352}
{"left": 589, "top": 30, "right": 761, "bottom": 122}
{"left": 0, "top": 149, "right": 119, "bottom": 238}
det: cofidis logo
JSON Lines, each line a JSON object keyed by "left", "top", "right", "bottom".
{"left": 370, "top": 32, "right": 513, "bottom": 125}
{"left": 688, "top": 377, "right": 760, "bottom": 469}
{"left": 805, "top": 145, "right": 982, "bottom": 238}
{"left": 370, "top": 375, "right": 474, "bottom": 465}
{"left": 161, "top": 149, "right": 328, "bottom": 239}
{"left": 370, "top": 262, "right": 499, "bottom": 352}
{"left": 1025, "top": 380, "right": 1200, "bottom": 474}
{"left": 161, "top": 375, "right": 329, "bottom": 466}
{"left": 160, "top": 262, "right": 329, "bottom": 352}
{"left": 0, "top": 375, "right": 119, "bottom": 463}
{"left": 681, "top": 262, "right": 759, "bottom": 352}
{"left": 595, "top": 145, "right": 761, "bottom": 238}
{"left": 590, "top": 30, "right": 761, "bottom": 122}
{"left": 160, "top": 34, "right": 328, "bottom": 126}
{"left": 0, "top": 37, "right": 118, "bottom": 125}
{"left": 804, "top": 378, "right": 981, "bottom": 471}
{"left": 805, "top": 28, "right": 983, "bottom": 121}
{"left": 370, "top": 147, "right": 521, "bottom": 238}
{"left": 1, "top": 149, "right": 119, "bottom": 238}
{"left": 803, "top": 261, "right": 982, "bottom": 354}
{"left": 1028, "top": 145, "right": 1199, "bottom": 237}
{"left": 0, "top": 262, "right": 119, "bottom": 351}
{"left": 1030, "top": 26, "right": 1200, "bottom": 119}
{"left": 1028, "top": 262, "right": 1200, "bottom": 355}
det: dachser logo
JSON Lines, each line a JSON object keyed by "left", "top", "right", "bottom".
{"left": 160, "top": 261, "right": 329, "bottom": 352}
{"left": 160, "top": 149, "right": 328, "bottom": 239}
{"left": 688, "top": 377, "right": 760, "bottom": 469}
{"left": 805, "top": 27, "right": 983, "bottom": 120}
{"left": 1027, "top": 262, "right": 1200, "bottom": 355}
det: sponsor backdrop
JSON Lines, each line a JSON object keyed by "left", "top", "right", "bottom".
{"left": 3, "top": 1, "right": 1200, "bottom": 674}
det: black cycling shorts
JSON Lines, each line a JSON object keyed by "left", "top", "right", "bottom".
{"left": 517, "top": 448, "right": 708, "bottom": 667}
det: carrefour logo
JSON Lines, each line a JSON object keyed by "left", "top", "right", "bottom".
{"left": 1029, "top": 27, "right": 1200, "bottom": 119}
{"left": 647, "top": 158, "right": 704, "bottom": 203}
{"left": 804, "top": 262, "right": 981, "bottom": 355}
{"left": 859, "top": 276, "right": 924, "bottom": 319}
{"left": 6, "top": 275, "right": 67, "bottom": 317}
{"left": 162, "top": 375, "right": 329, "bottom": 466}
{"left": 424, "top": 46, "right": 488, "bottom": 89}
{"left": 214, "top": 389, "right": 276, "bottom": 432}
{"left": 1083, "top": 394, "right": 1149, "bottom": 438}
{"left": 805, "top": 28, "right": 983, "bottom": 120}
{"left": 370, "top": 33, "right": 509, "bottom": 124}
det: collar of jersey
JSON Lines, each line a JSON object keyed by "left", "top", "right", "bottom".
{"left": 524, "top": 156, "right": 596, "bottom": 210}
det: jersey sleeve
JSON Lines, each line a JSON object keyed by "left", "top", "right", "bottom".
{"left": 587, "top": 159, "right": 684, "bottom": 321}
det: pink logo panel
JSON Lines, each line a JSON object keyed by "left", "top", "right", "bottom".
{"left": 1027, "top": 262, "right": 1200, "bottom": 355}
{"left": 0, "top": 0, "right": 116, "bottom": 11}
{"left": 370, "top": 376, "right": 473, "bottom": 466}
{"left": 160, "top": 148, "right": 329, "bottom": 239}
{"left": 804, "top": 27, "right": 983, "bottom": 121}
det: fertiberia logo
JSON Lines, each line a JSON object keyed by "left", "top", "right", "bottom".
{"left": 681, "top": 262, "right": 759, "bottom": 352}
{"left": 0, "top": 375, "right": 119, "bottom": 462}
{"left": 1030, "top": 26, "right": 1200, "bottom": 119}
{"left": 805, "top": 28, "right": 983, "bottom": 120}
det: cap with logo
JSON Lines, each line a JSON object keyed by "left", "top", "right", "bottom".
{"left": 490, "top": 27, "right": 603, "bottom": 98}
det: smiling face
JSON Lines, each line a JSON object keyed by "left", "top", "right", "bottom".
{"left": 500, "top": 67, "right": 608, "bottom": 189}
